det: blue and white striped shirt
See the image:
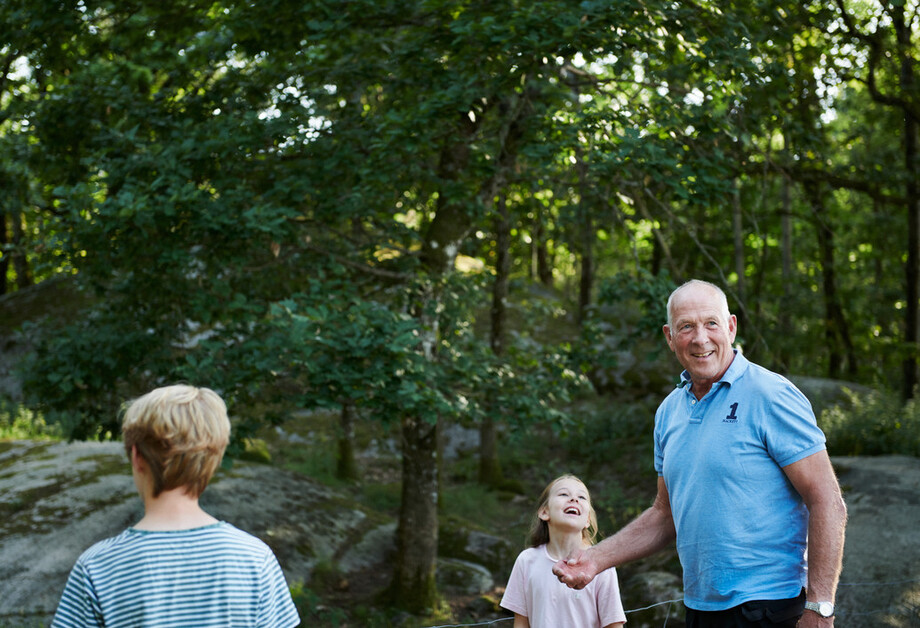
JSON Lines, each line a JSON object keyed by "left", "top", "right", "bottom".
{"left": 52, "top": 522, "right": 300, "bottom": 627}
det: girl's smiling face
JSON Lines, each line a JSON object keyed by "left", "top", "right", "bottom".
{"left": 540, "top": 477, "right": 591, "bottom": 532}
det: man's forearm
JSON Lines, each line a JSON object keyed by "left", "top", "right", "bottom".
{"left": 805, "top": 494, "right": 847, "bottom": 602}
{"left": 589, "top": 499, "right": 676, "bottom": 570}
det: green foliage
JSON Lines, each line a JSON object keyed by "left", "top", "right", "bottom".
{"left": 0, "top": 399, "right": 61, "bottom": 440}
{"left": 595, "top": 270, "right": 676, "bottom": 333}
{"left": 820, "top": 389, "right": 920, "bottom": 458}
{"left": 574, "top": 270, "right": 677, "bottom": 396}
{"left": 18, "top": 303, "right": 177, "bottom": 439}
{"left": 6, "top": 0, "right": 920, "bottom": 615}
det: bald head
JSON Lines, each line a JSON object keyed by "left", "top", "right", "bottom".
{"left": 666, "top": 280, "right": 731, "bottom": 329}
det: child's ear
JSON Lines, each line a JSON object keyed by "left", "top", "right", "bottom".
{"left": 538, "top": 507, "right": 550, "bottom": 522}
{"left": 131, "top": 445, "right": 145, "bottom": 473}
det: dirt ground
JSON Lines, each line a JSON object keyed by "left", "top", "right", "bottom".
{"left": 831, "top": 455, "right": 920, "bottom": 627}
{"left": 1, "top": 439, "right": 919, "bottom": 626}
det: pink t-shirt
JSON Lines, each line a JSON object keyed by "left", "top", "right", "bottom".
{"left": 500, "top": 544, "right": 627, "bottom": 628}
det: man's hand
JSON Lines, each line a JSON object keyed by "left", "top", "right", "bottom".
{"left": 797, "top": 610, "right": 834, "bottom": 627}
{"left": 552, "top": 547, "right": 600, "bottom": 590}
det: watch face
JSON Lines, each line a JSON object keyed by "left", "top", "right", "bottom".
{"left": 807, "top": 601, "right": 834, "bottom": 617}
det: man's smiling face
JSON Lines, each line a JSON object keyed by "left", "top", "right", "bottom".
{"left": 663, "top": 283, "right": 737, "bottom": 397}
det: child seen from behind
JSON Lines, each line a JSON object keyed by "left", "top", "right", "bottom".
{"left": 501, "top": 474, "right": 626, "bottom": 628}
{"left": 52, "top": 384, "right": 300, "bottom": 627}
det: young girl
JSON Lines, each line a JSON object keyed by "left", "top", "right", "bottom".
{"left": 501, "top": 474, "right": 626, "bottom": 628}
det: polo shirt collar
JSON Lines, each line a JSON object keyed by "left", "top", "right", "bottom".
{"left": 677, "top": 348, "right": 748, "bottom": 390}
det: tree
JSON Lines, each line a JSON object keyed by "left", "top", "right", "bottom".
{"left": 827, "top": 0, "right": 920, "bottom": 395}
{"left": 15, "top": 0, "right": 920, "bottom": 616}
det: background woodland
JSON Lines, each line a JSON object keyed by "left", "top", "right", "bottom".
{"left": 2, "top": 0, "right": 920, "bottom": 618}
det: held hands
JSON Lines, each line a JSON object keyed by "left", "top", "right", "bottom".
{"left": 551, "top": 547, "right": 600, "bottom": 590}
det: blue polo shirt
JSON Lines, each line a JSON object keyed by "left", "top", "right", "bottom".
{"left": 654, "top": 350, "right": 826, "bottom": 611}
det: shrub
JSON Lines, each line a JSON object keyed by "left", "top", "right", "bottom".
{"left": 0, "top": 399, "right": 62, "bottom": 440}
{"left": 820, "top": 388, "right": 920, "bottom": 457}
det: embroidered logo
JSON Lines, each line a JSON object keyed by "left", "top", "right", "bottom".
{"left": 724, "top": 402, "right": 739, "bottom": 423}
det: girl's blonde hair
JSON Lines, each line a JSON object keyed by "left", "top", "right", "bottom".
{"left": 122, "top": 384, "right": 230, "bottom": 498}
{"left": 526, "top": 474, "right": 599, "bottom": 548}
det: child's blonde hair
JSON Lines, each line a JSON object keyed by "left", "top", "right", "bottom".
{"left": 527, "top": 474, "right": 599, "bottom": 548}
{"left": 122, "top": 384, "right": 230, "bottom": 498}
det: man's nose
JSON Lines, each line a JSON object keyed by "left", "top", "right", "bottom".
{"left": 691, "top": 324, "right": 707, "bottom": 342}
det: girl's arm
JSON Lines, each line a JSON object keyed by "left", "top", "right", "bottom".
{"left": 554, "top": 476, "right": 676, "bottom": 588}
{"left": 513, "top": 613, "right": 530, "bottom": 628}
{"left": 603, "top": 623, "right": 625, "bottom": 628}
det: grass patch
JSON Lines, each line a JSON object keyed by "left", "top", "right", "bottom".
{"left": 440, "top": 482, "right": 519, "bottom": 532}
{"left": 358, "top": 482, "right": 402, "bottom": 514}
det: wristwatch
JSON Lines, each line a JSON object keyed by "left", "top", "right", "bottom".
{"left": 804, "top": 601, "right": 835, "bottom": 617}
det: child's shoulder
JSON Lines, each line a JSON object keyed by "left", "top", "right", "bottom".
{"left": 209, "top": 522, "right": 273, "bottom": 552}
{"left": 514, "top": 544, "right": 548, "bottom": 562}
{"left": 75, "top": 528, "right": 135, "bottom": 564}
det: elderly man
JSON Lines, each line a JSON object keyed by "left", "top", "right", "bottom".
{"left": 554, "top": 279, "right": 847, "bottom": 628}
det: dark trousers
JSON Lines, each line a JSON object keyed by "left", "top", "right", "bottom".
{"left": 685, "top": 590, "right": 806, "bottom": 628}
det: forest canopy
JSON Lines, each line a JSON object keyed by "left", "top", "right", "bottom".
{"left": 2, "top": 0, "right": 918, "bottom": 612}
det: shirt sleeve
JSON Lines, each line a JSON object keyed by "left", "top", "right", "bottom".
{"left": 763, "top": 379, "right": 826, "bottom": 467}
{"left": 51, "top": 561, "right": 104, "bottom": 628}
{"left": 257, "top": 551, "right": 301, "bottom": 628}
{"left": 500, "top": 551, "right": 529, "bottom": 617}
{"left": 595, "top": 566, "right": 627, "bottom": 625}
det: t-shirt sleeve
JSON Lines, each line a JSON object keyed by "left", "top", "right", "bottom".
{"left": 654, "top": 403, "right": 665, "bottom": 475}
{"left": 257, "top": 551, "right": 301, "bottom": 628}
{"left": 51, "top": 561, "right": 104, "bottom": 628}
{"left": 763, "top": 380, "right": 826, "bottom": 467}
{"left": 595, "top": 566, "right": 627, "bottom": 625}
{"left": 500, "top": 551, "right": 529, "bottom": 617}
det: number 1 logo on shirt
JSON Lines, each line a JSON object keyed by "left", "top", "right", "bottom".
{"left": 724, "top": 402, "right": 739, "bottom": 423}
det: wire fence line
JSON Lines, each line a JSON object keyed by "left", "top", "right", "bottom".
{"left": 423, "top": 575, "right": 920, "bottom": 628}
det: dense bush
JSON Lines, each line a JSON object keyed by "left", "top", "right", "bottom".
{"left": 0, "top": 398, "right": 61, "bottom": 440}
{"left": 820, "top": 388, "right": 920, "bottom": 457}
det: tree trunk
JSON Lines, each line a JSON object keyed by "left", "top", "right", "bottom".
{"left": 10, "top": 210, "right": 33, "bottom": 289}
{"left": 577, "top": 207, "right": 594, "bottom": 325}
{"left": 895, "top": 7, "right": 920, "bottom": 399}
{"left": 904, "top": 150, "right": 918, "bottom": 398}
{"left": 391, "top": 116, "right": 476, "bottom": 612}
{"left": 392, "top": 415, "right": 439, "bottom": 612}
{"left": 480, "top": 194, "right": 509, "bottom": 488}
{"left": 732, "top": 180, "right": 746, "bottom": 331}
{"left": 0, "top": 211, "right": 8, "bottom": 296}
{"left": 805, "top": 181, "right": 857, "bottom": 379}
{"left": 491, "top": 194, "right": 511, "bottom": 358}
{"left": 776, "top": 173, "right": 793, "bottom": 372}
{"left": 391, "top": 91, "right": 526, "bottom": 608}
{"left": 576, "top": 154, "right": 594, "bottom": 325}
{"left": 336, "top": 401, "right": 360, "bottom": 482}
{"left": 532, "top": 208, "right": 553, "bottom": 287}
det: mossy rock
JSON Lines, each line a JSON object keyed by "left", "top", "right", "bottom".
{"left": 438, "top": 518, "right": 514, "bottom": 577}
